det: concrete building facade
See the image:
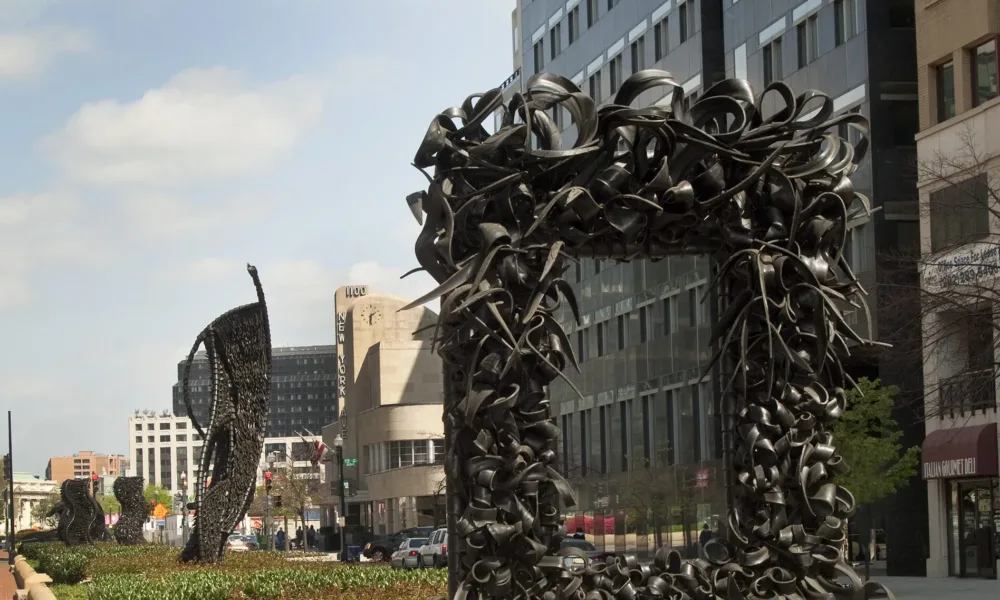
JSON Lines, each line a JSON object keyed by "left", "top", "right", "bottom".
{"left": 320, "top": 285, "right": 444, "bottom": 538}
{"left": 915, "top": 0, "right": 1000, "bottom": 580}
{"left": 9, "top": 473, "right": 58, "bottom": 531}
{"left": 512, "top": 0, "right": 925, "bottom": 571}
{"left": 127, "top": 412, "right": 323, "bottom": 498}
{"left": 173, "top": 345, "right": 338, "bottom": 438}
{"left": 45, "top": 451, "right": 128, "bottom": 485}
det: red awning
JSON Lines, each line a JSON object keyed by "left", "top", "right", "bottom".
{"left": 921, "top": 423, "right": 998, "bottom": 479}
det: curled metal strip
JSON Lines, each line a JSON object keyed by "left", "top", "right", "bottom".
{"left": 406, "top": 71, "right": 890, "bottom": 600}
{"left": 113, "top": 476, "right": 146, "bottom": 546}
{"left": 179, "top": 265, "right": 271, "bottom": 563}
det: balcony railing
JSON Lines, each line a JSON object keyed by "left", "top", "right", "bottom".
{"left": 940, "top": 368, "right": 997, "bottom": 416}
{"left": 499, "top": 67, "right": 521, "bottom": 90}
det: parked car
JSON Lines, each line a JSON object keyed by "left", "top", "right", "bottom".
{"left": 390, "top": 537, "right": 428, "bottom": 570}
{"left": 226, "top": 534, "right": 255, "bottom": 552}
{"left": 419, "top": 528, "right": 448, "bottom": 568}
{"left": 560, "top": 537, "right": 613, "bottom": 564}
{"left": 241, "top": 535, "right": 260, "bottom": 550}
{"left": 363, "top": 526, "right": 436, "bottom": 562}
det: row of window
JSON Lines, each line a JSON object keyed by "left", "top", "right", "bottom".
{"left": 762, "top": 0, "right": 858, "bottom": 87}
{"left": 575, "top": 284, "right": 711, "bottom": 361}
{"left": 532, "top": 1, "right": 696, "bottom": 94}
{"left": 936, "top": 39, "right": 999, "bottom": 124}
{"left": 134, "top": 421, "right": 189, "bottom": 431}
{"left": 362, "top": 439, "right": 446, "bottom": 474}
{"left": 560, "top": 383, "right": 717, "bottom": 477}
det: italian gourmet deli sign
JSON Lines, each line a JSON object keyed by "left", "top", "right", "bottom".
{"left": 923, "top": 458, "right": 978, "bottom": 479}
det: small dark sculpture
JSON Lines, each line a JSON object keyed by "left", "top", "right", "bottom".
{"left": 57, "top": 479, "right": 98, "bottom": 546}
{"left": 405, "top": 71, "right": 895, "bottom": 599}
{"left": 113, "top": 477, "right": 146, "bottom": 545}
{"left": 179, "top": 264, "right": 271, "bottom": 563}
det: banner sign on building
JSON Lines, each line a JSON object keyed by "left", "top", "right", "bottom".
{"left": 921, "top": 242, "right": 1000, "bottom": 289}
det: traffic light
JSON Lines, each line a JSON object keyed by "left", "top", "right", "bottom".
{"left": 91, "top": 473, "right": 99, "bottom": 495}
{"left": 2, "top": 453, "right": 10, "bottom": 480}
{"left": 264, "top": 471, "right": 273, "bottom": 494}
{"left": 274, "top": 495, "right": 282, "bottom": 509}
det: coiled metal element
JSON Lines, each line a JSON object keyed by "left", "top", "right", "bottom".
{"left": 179, "top": 264, "right": 271, "bottom": 563}
{"left": 404, "top": 71, "right": 895, "bottom": 600}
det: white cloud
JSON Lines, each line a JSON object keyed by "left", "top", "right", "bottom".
{"left": 0, "top": 27, "right": 91, "bottom": 79}
{"left": 0, "top": 190, "right": 110, "bottom": 309}
{"left": 42, "top": 67, "right": 328, "bottom": 185}
{"left": 121, "top": 192, "right": 275, "bottom": 238}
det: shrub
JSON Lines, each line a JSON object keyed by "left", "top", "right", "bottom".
{"left": 38, "top": 552, "right": 89, "bottom": 584}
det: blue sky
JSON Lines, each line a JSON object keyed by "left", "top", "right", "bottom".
{"left": 1, "top": 0, "right": 516, "bottom": 474}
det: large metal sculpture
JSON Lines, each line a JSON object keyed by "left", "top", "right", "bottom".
{"left": 179, "top": 264, "right": 271, "bottom": 563}
{"left": 113, "top": 476, "right": 146, "bottom": 545}
{"left": 54, "top": 479, "right": 100, "bottom": 546}
{"left": 404, "top": 71, "right": 895, "bottom": 599}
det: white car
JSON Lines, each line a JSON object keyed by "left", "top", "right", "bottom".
{"left": 419, "top": 528, "right": 448, "bottom": 568}
{"left": 390, "top": 537, "right": 428, "bottom": 570}
{"left": 226, "top": 534, "right": 254, "bottom": 552}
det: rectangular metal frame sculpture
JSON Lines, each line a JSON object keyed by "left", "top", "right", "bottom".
{"left": 404, "top": 71, "right": 895, "bottom": 600}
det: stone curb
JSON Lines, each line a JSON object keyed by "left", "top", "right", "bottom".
{"left": 11, "top": 557, "right": 56, "bottom": 600}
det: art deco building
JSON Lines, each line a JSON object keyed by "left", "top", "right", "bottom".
{"left": 320, "top": 285, "right": 444, "bottom": 538}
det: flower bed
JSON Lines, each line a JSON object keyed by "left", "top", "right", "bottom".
{"left": 23, "top": 543, "right": 446, "bottom": 599}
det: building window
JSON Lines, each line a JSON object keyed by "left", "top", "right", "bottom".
{"left": 568, "top": 7, "right": 580, "bottom": 43}
{"left": 176, "top": 422, "right": 186, "bottom": 429}
{"left": 797, "top": 15, "right": 818, "bottom": 69}
{"left": 596, "top": 321, "right": 606, "bottom": 356}
{"left": 147, "top": 423, "right": 154, "bottom": 430}
{"left": 609, "top": 54, "right": 622, "bottom": 95}
{"left": 598, "top": 406, "right": 608, "bottom": 473}
{"left": 588, "top": 70, "right": 602, "bottom": 102}
{"left": 577, "top": 329, "right": 589, "bottom": 361}
{"left": 587, "top": 0, "right": 598, "bottom": 28}
{"left": 619, "top": 402, "right": 629, "bottom": 472}
{"left": 639, "top": 305, "right": 649, "bottom": 343}
{"left": 654, "top": 18, "right": 668, "bottom": 61}
{"left": 617, "top": 314, "right": 627, "bottom": 350}
{"left": 594, "top": 258, "right": 603, "bottom": 274}
{"left": 533, "top": 40, "right": 544, "bottom": 74}
{"left": 578, "top": 412, "right": 589, "bottom": 474}
{"left": 887, "top": 100, "right": 918, "bottom": 147}
{"left": 550, "top": 23, "right": 561, "bottom": 60}
{"left": 663, "top": 296, "right": 674, "bottom": 334}
{"left": 834, "top": 0, "right": 856, "bottom": 46}
{"left": 160, "top": 422, "right": 170, "bottom": 430}
{"left": 176, "top": 434, "right": 187, "bottom": 442}
{"left": 630, "top": 37, "right": 645, "bottom": 74}
{"left": 607, "top": 0, "right": 619, "bottom": 9}
{"left": 972, "top": 39, "right": 999, "bottom": 107}
{"left": 937, "top": 61, "right": 956, "bottom": 122}
{"left": 763, "top": 39, "right": 781, "bottom": 86}
{"left": 929, "top": 174, "right": 990, "bottom": 253}
{"left": 134, "top": 424, "right": 141, "bottom": 431}
{"left": 680, "top": 2, "right": 690, "bottom": 42}
{"left": 135, "top": 436, "right": 141, "bottom": 443}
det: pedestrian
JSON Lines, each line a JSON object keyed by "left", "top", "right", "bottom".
{"left": 699, "top": 523, "right": 713, "bottom": 553}
{"left": 295, "top": 527, "right": 304, "bottom": 550}
{"left": 276, "top": 528, "right": 285, "bottom": 550}
{"left": 308, "top": 525, "right": 316, "bottom": 549}
{"left": 573, "top": 528, "right": 586, "bottom": 540}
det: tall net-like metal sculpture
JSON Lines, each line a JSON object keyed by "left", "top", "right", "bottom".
{"left": 113, "top": 476, "right": 146, "bottom": 545}
{"left": 89, "top": 494, "right": 112, "bottom": 542}
{"left": 179, "top": 264, "right": 271, "bottom": 563}
{"left": 56, "top": 480, "right": 99, "bottom": 546}
{"left": 404, "top": 72, "right": 894, "bottom": 600}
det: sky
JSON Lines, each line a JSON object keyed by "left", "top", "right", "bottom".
{"left": 1, "top": 0, "right": 517, "bottom": 475}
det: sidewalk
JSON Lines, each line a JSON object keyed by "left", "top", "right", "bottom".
{"left": 0, "top": 552, "right": 16, "bottom": 600}
{"left": 873, "top": 576, "right": 998, "bottom": 599}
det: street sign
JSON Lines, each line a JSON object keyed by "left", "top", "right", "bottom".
{"left": 153, "top": 503, "right": 168, "bottom": 520}
{"left": 156, "top": 519, "right": 166, "bottom": 528}
{"left": 343, "top": 458, "right": 358, "bottom": 467}
{"left": 343, "top": 481, "right": 350, "bottom": 489}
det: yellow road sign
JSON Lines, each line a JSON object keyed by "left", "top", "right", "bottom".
{"left": 153, "top": 503, "right": 169, "bottom": 520}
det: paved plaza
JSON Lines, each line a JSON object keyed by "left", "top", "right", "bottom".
{"left": 876, "top": 576, "right": 998, "bottom": 599}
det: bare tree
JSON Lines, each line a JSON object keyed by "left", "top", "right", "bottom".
{"left": 879, "top": 125, "right": 1000, "bottom": 420}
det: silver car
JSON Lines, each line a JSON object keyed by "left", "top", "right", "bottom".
{"left": 419, "top": 528, "right": 448, "bottom": 568}
{"left": 390, "top": 537, "right": 427, "bottom": 570}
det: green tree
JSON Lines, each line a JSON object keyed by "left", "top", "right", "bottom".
{"left": 143, "top": 484, "right": 173, "bottom": 513}
{"left": 98, "top": 494, "right": 121, "bottom": 515}
{"left": 831, "top": 378, "right": 920, "bottom": 505}
{"left": 31, "top": 493, "right": 61, "bottom": 528}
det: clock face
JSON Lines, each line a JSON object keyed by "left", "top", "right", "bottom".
{"left": 359, "top": 304, "right": 382, "bottom": 326}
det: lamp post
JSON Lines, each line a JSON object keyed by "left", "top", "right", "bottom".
{"left": 266, "top": 452, "right": 278, "bottom": 551}
{"left": 333, "top": 434, "right": 346, "bottom": 560}
{"left": 180, "top": 472, "right": 189, "bottom": 547}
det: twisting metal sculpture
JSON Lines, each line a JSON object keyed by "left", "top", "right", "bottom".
{"left": 113, "top": 476, "right": 146, "bottom": 545}
{"left": 179, "top": 264, "right": 271, "bottom": 563}
{"left": 54, "top": 479, "right": 100, "bottom": 546}
{"left": 404, "top": 71, "right": 895, "bottom": 599}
